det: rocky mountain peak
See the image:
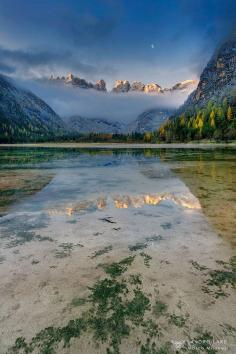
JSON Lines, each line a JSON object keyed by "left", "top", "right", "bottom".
{"left": 112, "top": 80, "right": 131, "bottom": 93}
{"left": 49, "top": 74, "right": 106, "bottom": 91}
{"left": 130, "top": 81, "right": 145, "bottom": 91}
{"left": 66, "top": 73, "right": 74, "bottom": 83}
{"left": 112, "top": 81, "right": 163, "bottom": 93}
{"left": 48, "top": 74, "right": 196, "bottom": 95}
{"left": 144, "top": 83, "right": 162, "bottom": 93}
{"left": 94, "top": 79, "right": 107, "bottom": 91}
{"left": 183, "top": 35, "right": 236, "bottom": 108}
{"left": 171, "top": 79, "right": 197, "bottom": 92}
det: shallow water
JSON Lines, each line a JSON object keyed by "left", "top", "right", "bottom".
{"left": 0, "top": 146, "right": 235, "bottom": 353}
{"left": 0, "top": 147, "right": 235, "bottom": 243}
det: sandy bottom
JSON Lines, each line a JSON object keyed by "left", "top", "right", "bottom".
{"left": 0, "top": 204, "right": 235, "bottom": 353}
{"left": 172, "top": 159, "right": 236, "bottom": 247}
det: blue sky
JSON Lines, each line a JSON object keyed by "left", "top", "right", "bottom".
{"left": 0, "top": 0, "right": 235, "bottom": 87}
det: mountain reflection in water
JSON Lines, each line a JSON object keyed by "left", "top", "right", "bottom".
{"left": 47, "top": 192, "right": 201, "bottom": 216}
{"left": 0, "top": 147, "right": 235, "bottom": 246}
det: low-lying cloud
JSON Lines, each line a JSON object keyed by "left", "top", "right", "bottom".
{"left": 19, "top": 79, "right": 189, "bottom": 123}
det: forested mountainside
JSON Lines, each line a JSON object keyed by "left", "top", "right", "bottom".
{"left": 158, "top": 35, "right": 236, "bottom": 142}
{"left": 0, "top": 75, "right": 65, "bottom": 142}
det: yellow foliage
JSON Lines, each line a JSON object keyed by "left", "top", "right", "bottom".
{"left": 227, "top": 106, "right": 233, "bottom": 121}
{"left": 144, "top": 132, "right": 152, "bottom": 142}
{"left": 210, "top": 110, "right": 215, "bottom": 128}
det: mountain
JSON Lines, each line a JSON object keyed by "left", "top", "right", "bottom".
{"left": 46, "top": 74, "right": 197, "bottom": 95}
{"left": 170, "top": 80, "right": 197, "bottom": 92}
{"left": 126, "top": 109, "right": 172, "bottom": 133}
{"left": 0, "top": 74, "right": 65, "bottom": 142}
{"left": 111, "top": 80, "right": 196, "bottom": 94}
{"left": 159, "top": 34, "right": 236, "bottom": 142}
{"left": 130, "top": 81, "right": 145, "bottom": 92}
{"left": 144, "top": 83, "right": 162, "bottom": 93}
{"left": 66, "top": 116, "right": 124, "bottom": 134}
{"left": 48, "top": 74, "right": 107, "bottom": 92}
{"left": 112, "top": 80, "right": 131, "bottom": 93}
{"left": 0, "top": 74, "right": 178, "bottom": 142}
{"left": 181, "top": 35, "right": 236, "bottom": 111}
{"left": 66, "top": 109, "right": 172, "bottom": 134}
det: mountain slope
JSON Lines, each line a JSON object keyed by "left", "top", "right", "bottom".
{"left": 182, "top": 35, "right": 236, "bottom": 110}
{"left": 170, "top": 80, "right": 197, "bottom": 93}
{"left": 159, "top": 34, "right": 236, "bottom": 142}
{"left": 126, "top": 109, "right": 172, "bottom": 133}
{"left": 65, "top": 109, "right": 172, "bottom": 134}
{"left": 0, "top": 75, "right": 65, "bottom": 142}
{"left": 66, "top": 116, "right": 124, "bottom": 134}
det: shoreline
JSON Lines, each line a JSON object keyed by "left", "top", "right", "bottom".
{"left": 1, "top": 142, "right": 236, "bottom": 149}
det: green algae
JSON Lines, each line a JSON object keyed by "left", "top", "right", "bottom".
{"left": 9, "top": 253, "right": 229, "bottom": 354}
{"left": 192, "top": 256, "right": 236, "bottom": 298}
{"left": 98, "top": 256, "right": 135, "bottom": 278}
{"left": 9, "top": 254, "right": 152, "bottom": 354}
{"left": 140, "top": 252, "right": 152, "bottom": 267}
{"left": 168, "top": 313, "right": 187, "bottom": 328}
{"left": 129, "top": 242, "right": 147, "bottom": 251}
{"left": 54, "top": 242, "right": 83, "bottom": 258}
{"left": 91, "top": 245, "right": 113, "bottom": 258}
{"left": 153, "top": 300, "right": 168, "bottom": 317}
{"left": 129, "top": 273, "right": 142, "bottom": 286}
{"left": 71, "top": 297, "right": 87, "bottom": 307}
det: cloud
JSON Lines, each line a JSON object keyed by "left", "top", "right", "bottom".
{"left": 57, "top": 13, "right": 116, "bottom": 46}
{"left": 1, "top": 0, "right": 235, "bottom": 85}
{"left": 0, "top": 1, "right": 116, "bottom": 49}
{"left": 18, "top": 79, "right": 188, "bottom": 123}
{"left": 0, "top": 62, "right": 15, "bottom": 74}
{"left": 0, "top": 1, "right": 117, "bottom": 79}
{"left": 166, "top": 0, "right": 236, "bottom": 77}
{"left": 0, "top": 46, "right": 116, "bottom": 79}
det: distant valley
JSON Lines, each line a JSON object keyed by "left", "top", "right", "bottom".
{"left": 65, "top": 109, "right": 172, "bottom": 135}
{"left": 0, "top": 74, "right": 173, "bottom": 142}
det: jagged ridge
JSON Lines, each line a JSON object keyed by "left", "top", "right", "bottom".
{"left": 48, "top": 74, "right": 197, "bottom": 94}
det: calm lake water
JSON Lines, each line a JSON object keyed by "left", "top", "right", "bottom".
{"left": 0, "top": 146, "right": 235, "bottom": 353}
{"left": 0, "top": 147, "right": 235, "bottom": 244}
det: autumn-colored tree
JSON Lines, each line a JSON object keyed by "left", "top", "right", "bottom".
{"left": 159, "top": 126, "right": 165, "bottom": 137}
{"left": 144, "top": 132, "right": 152, "bottom": 142}
{"left": 210, "top": 110, "right": 216, "bottom": 128}
{"left": 227, "top": 106, "right": 233, "bottom": 122}
{"left": 197, "top": 116, "right": 204, "bottom": 132}
{"left": 179, "top": 114, "right": 185, "bottom": 127}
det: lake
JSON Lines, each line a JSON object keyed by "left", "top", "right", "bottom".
{"left": 0, "top": 146, "right": 235, "bottom": 353}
